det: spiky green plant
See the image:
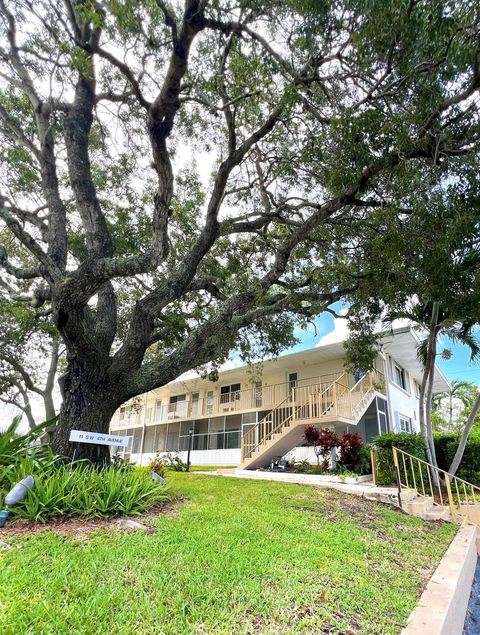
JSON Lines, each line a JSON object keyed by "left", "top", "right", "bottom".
{"left": 0, "top": 416, "right": 57, "bottom": 467}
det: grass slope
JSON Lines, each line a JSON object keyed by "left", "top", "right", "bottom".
{"left": 0, "top": 474, "right": 456, "bottom": 634}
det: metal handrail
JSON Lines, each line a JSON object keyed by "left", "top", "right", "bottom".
{"left": 392, "top": 446, "right": 480, "bottom": 524}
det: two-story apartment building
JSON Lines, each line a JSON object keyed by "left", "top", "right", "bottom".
{"left": 109, "top": 325, "right": 450, "bottom": 468}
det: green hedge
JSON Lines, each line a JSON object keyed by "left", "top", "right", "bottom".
{"left": 373, "top": 432, "right": 480, "bottom": 488}
{"left": 373, "top": 433, "right": 426, "bottom": 485}
{"left": 434, "top": 433, "right": 480, "bottom": 486}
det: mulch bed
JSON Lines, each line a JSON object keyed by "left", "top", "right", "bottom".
{"left": 0, "top": 498, "right": 182, "bottom": 538}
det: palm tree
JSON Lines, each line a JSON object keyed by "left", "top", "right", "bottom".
{"left": 433, "top": 380, "right": 477, "bottom": 429}
{"left": 385, "top": 303, "right": 480, "bottom": 472}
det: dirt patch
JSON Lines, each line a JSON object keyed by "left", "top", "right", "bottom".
{"left": 284, "top": 490, "right": 385, "bottom": 530}
{"left": 0, "top": 498, "right": 183, "bottom": 538}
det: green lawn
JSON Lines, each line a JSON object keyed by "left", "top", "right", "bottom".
{"left": 0, "top": 474, "right": 456, "bottom": 634}
{"left": 188, "top": 465, "right": 235, "bottom": 471}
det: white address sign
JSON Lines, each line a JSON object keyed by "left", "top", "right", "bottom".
{"left": 69, "top": 430, "right": 130, "bottom": 447}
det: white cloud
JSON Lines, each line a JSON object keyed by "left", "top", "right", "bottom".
{"left": 315, "top": 311, "right": 412, "bottom": 348}
{"left": 315, "top": 309, "right": 349, "bottom": 346}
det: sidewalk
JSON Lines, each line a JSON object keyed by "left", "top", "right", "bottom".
{"left": 197, "top": 468, "right": 400, "bottom": 506}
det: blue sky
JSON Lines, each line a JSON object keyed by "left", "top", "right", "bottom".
{"left": 282, "top": 302, "right": 480, "bottom": 386}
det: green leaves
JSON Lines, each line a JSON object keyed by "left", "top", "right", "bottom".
{"left": 1, "top": 464, "right": 172, "bottom": 523}
{"left": 0, "top": 416, "right": 56, "bottom": 468}
{"left": 1, "top": 0, "right": 479, "bottom": 438}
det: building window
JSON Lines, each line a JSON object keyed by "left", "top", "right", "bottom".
{"left": 168, "top": 394, "right": 187, "bottom": 417}
{"left": 206, "top": 390, "right": 214, "bottom": 414}
{"left": 393, "top": 362, "right": 408, "bottom": 391}
{"left": 132, "top": 428, "right": 142, "bottom": 453}
{"left": 377, "top": 397, "right": 389, "bottom": 434}
{"left": 364, "top": 415, "right": 379, "bottom": 443}
{"left": 190, "top": 392, "right": 200, "bottom": 416}
{"left": 169, "top": 394, "right": 186, "bottom": 408}
{"left": 220, "top": 383, "right": 241, "bottom": 403}
{"left": 399, "top": 415, "right": 412, "bottom": 433}
{"left": 166, "top": 421, "right": 180, "bottom": 451}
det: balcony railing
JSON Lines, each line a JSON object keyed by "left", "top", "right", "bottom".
{"left": 112, "top": 372, "right": 349, "bottom": 428}
{"left": 241, "top": 369, "right": 385, "bottom": 463}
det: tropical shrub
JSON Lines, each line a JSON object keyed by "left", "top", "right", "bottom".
{"left": 337, "top": 433, "right": 363, "bottom": 471}
{"left": 4, "top": 465, "right": 172, "bottom": 523}
{"left": 161, "top": 451, "right": 188, "bottom": 472}
{"left": 373, "top": 433, "right": 426, "bottom": 485}
{"left": 289, "top": 459, "right": 311, "bottom": 473}
{"left": 434, "top": 433, "right": 480, "bottom": 486}
{"left": 111, "top": 453, "right": 135, "bottom": 470}
{"left": 148, "top": 454, "right": 167, "bottom": 478}
{"left": 358, "top": 444, "right": 373, "bottom": 476}
{"left": 304, "top": 426, "right": 339, "bottom": 468}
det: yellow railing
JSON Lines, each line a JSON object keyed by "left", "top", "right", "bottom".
{"left": 241, "top": 371, "right": 379, "bottom": 462}
{"left": 113, "top": 371, "right": 346, "bottom": 428}
{"left": 392, "top": 446, "right": 480, "bottom": 524}
{"left": 371, "top": 447, "right": 378, "bottom": 485}
{"left": 241, "top": 393, "right": 294, "bottom": 461}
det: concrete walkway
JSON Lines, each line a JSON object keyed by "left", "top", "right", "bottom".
{"left": 199, "top": 469, "right": 400, "bottom": 506}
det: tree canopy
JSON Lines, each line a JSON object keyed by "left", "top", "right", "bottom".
{"left": 0, "top": 0, "right": 479, "bottom": 460}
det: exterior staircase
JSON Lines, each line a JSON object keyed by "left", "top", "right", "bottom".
{"left": 392, "top": 447, "right": 480, "bottom": 528}
{"left": 400, "top": 488, "right": 452, "bottom": 522}
{"left": 240, "top": 370, "right": 384, "bottom": 469}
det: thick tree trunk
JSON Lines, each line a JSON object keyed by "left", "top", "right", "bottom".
{"left": 53, "top": 359, "right": 121, "bottom": 463}
{"left": 448, "top": 392, "right": 480, "bottom": 476}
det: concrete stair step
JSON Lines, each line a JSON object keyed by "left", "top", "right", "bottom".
{"left": 404, "top": 496, "right": 435, "bottom": 518}
{"left": 401, "top": 488, "right": 420, "bottom": 503}
{"left": 424, "top": 506, "right": 451, "bottom": 522}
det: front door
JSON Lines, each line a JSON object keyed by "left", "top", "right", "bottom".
{"left": 287, "top": 372, "right": 298, "bottom": 401}
{"left": 190, "top": 392, "right": 200, "bottom": 417}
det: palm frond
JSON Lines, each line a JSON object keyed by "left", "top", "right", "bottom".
{"left": 416, "top": 337, "right": 429, "bottom": 366}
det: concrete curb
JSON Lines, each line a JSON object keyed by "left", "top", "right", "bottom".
{"left": 402, "top": 525, "right": 478, "bottom": 635}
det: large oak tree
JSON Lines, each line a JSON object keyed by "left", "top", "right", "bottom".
{"left": 0, "top": 0, "right": 478, "bottom": 461}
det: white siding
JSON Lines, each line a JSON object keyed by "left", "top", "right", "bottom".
{"left": 386, "top": 355, "right": 420, "bottom": 433}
